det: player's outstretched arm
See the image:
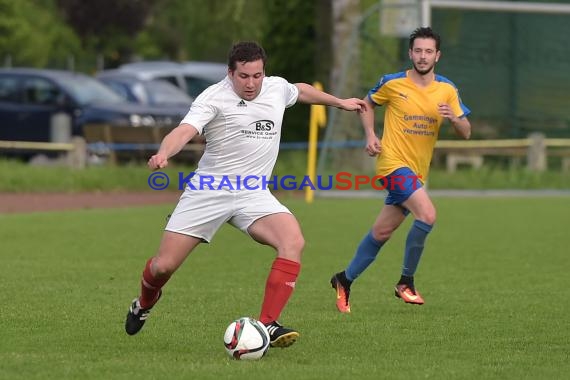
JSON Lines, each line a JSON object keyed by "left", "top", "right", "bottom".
{"left": 148, "top": 123, "right": 199, "bottom": 170}
{"left": 294, "top": 83, "right": 367, "bottom": 112}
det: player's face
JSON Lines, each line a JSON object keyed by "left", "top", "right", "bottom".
{"left": 229, "top": 59, "right": 265, "bottom": 101}
{"left": 409, "top": 37, "right": 440, "bottom": 75}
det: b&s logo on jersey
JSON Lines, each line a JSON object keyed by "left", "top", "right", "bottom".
{"left": 253, "top": 120, "right": 274, "bottom": 131}
{"left": 240, "top": 120, "right": 278, "bottom": 140}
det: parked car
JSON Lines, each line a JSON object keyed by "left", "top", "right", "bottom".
{"left": 181, "top": 61, "right": 228, "bottom": 97}
{"left": 116, "top": 61, "right": 227, "bottom": 98}
{"left": 0, "top": 68, "right": 187, "bottom": 144}
{"left": 96, "top": 70, "right": 192, "bottom": 112}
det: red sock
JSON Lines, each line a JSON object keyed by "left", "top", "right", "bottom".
{"left": 139, "top": 258, "right": 170, "bottom": 308}
{"left": 259, "top": 257, "right": 301, "bottom": 324}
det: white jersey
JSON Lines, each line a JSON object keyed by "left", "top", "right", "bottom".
{"left": 180, "top": 76, "right": 299, "bottom": 187}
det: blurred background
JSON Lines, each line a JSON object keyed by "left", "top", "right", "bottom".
{"left": 0, "top": 0, "right": 569, "bottom": 190}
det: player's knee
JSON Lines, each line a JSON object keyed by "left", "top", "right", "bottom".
{"left": 372, "top": 226, "right": 395, "bottom": 242}
{"left": 418, "top": 209, "right": 436, "bottom": 225}
{"left": 278, "top": 234, "right": 304, "bottom": 261}
{"left": 152, "top": 258, "right": 177, "bottom": 278}
{"left": 290, "top": 234, "right": 305, "bottom": 254}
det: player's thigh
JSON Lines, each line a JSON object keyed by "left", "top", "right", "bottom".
{"left": 248, "top": 212, "right": 304, "bottom": 249}
{"left": 230, "top": 191, "right": 304, "bottom": 258}
{"left": 229, "top": 190, "right": 291, "bottom": 235}
{"left": 402, "top": 187, "right": 436, "bottom": 224}
{"left": 372, "top": 204, "right": 408, "bottom": 239}
{"left": 154, "top": 231, "right": 203, "bottom": 273}
{"left": 166, "top": 188, "right": 233, "bottom": 243}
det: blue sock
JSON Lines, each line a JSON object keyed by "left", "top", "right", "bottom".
{"left": 345, "top": 231, "right": 384, "bottom": 281}
{"left": 402, "top": 220, "right": 433, "bottom": 277}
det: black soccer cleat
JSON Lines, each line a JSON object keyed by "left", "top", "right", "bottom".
{"left": 264, "top": 321, "right": 299, "bottom": 348}
{"left": 125, "top": 291, "right": 162, "bottom": 335}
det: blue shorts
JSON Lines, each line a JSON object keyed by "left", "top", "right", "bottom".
{"left": 379, "top": 167, "right": 423, "bottom": 215}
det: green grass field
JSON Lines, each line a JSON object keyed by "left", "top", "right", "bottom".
{"left": 1, "top": 197, "right": 569, "bottom": 379}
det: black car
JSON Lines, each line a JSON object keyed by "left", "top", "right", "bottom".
{"left": 0, "top": 68, "right": 187, "bottom": 144}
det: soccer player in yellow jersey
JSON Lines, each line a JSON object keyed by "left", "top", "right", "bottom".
{"left": 331, "top": 27, "right": 471, "bottom": 312}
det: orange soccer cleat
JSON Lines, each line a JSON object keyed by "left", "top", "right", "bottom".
{"left": 330, "top": 272, "right": 352, "bottom": 313}
{"left": 394, "top": 283, "right": 424, "bottom": 305}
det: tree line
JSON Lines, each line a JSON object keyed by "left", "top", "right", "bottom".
{"left": 1, "top": 0, "right": 382, "bottom": 141}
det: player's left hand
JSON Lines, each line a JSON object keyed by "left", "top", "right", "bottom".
{"left": 437, "top": 103, "right": 458, "bottom": 123}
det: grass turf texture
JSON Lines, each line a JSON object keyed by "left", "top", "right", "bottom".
{"left": 1, "top": 197, "right": 569, "bottom": 379}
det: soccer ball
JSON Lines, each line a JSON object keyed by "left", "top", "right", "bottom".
{"left": 223, "top": 317, "right": 270, "bottom": 360}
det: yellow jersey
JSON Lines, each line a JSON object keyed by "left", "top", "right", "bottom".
{"left": 368, "top": 70, "right": 471, "bottom": 182}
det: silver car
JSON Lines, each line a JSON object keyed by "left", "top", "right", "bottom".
{"left": 114, "top": 61, "right": 227, "bottom": 98}
{"left": 96, "top": 70, "right": 193, "bottom": 125}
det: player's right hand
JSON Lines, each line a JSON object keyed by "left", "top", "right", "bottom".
{"left": 148, "top": 153, "right": 168, "bottom": 170}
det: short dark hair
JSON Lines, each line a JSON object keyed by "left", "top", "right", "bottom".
{"left": 228, "top": 42, "right": 267, "bottom": 71}
{"left": 409, "top": 27, "right": 441, "bottom": 51}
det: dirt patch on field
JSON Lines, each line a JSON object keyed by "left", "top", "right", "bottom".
{"left": 0, "top": 191, "right": 181, "bottom": 214}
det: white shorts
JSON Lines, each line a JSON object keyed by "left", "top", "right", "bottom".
{"left": 165, "top": 186, "right": 291, "bottom": 243}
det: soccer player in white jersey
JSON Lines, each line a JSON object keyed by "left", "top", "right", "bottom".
{"left": 125, "top": 41, "right": 367, "bottom": 348}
